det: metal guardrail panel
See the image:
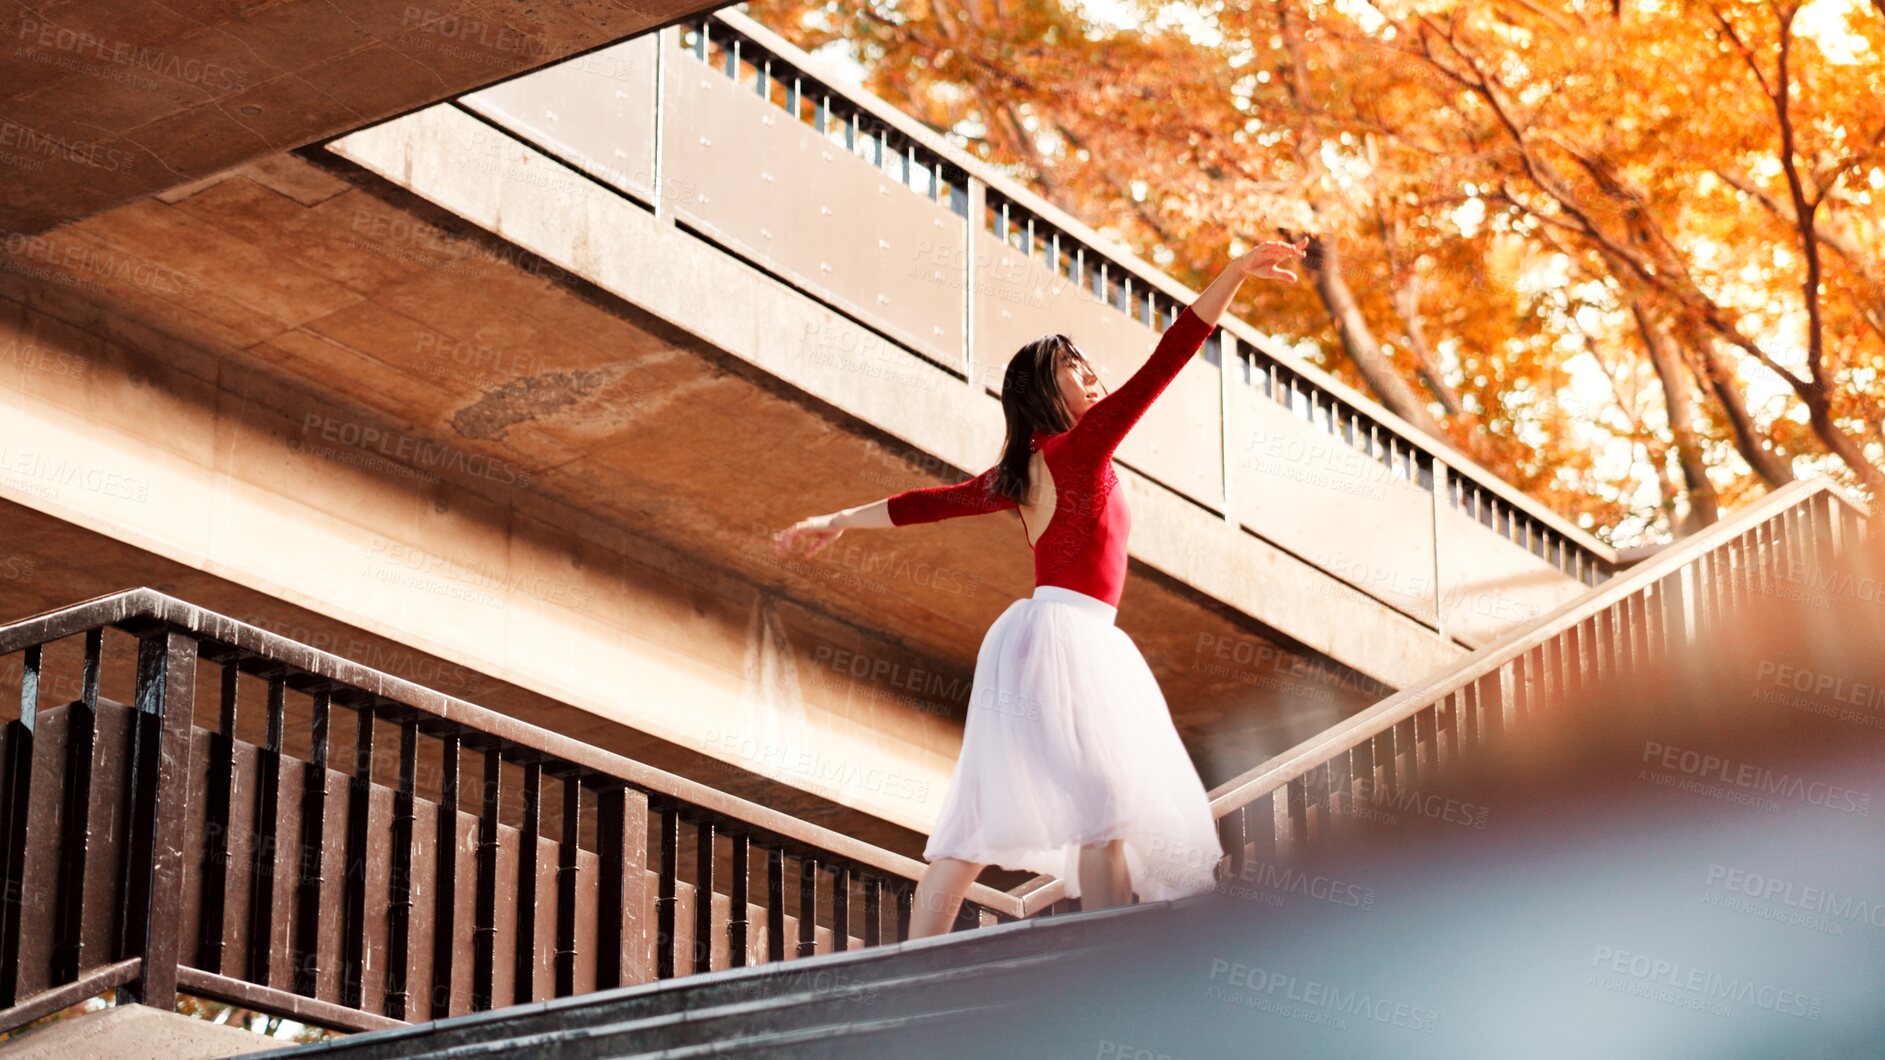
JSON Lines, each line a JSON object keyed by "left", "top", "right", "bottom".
{"left": 662, "top": 43, "right": 965, "bottom": 368}
{"left": 459, "top": 36, "right": 659, "bottom": 203}
{"left": 971, "top": 229, "right": 1225, "bottom": 508}
{"left": 1435, "top": 505, "right": 1587, "bottom": 645}
{"left": 1228, "top": 387, "right": 1439, "bottom": 626}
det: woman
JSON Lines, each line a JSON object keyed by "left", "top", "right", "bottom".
{"left": 774, "top": 238, "right": 1309, "bottom": 938}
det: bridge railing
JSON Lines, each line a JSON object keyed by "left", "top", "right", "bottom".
{"left": 0, "top": 590, "right": 1041, "bottom": 1036}
{"left": 1195, "top": 478, "right": 1871, "bottom": 886}
{"left": 0, "top": 486, "right": 1866, "bottom": 1035}
{"left": 982, "top": 478, "right": 1870, "bottom": 913}
{"left": 434, "top": 8, "right": 1624, "bottom": 647}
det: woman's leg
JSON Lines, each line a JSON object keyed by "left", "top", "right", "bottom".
{"left": 1078, "top": 839, "right": 1131, "bottom": 911}
{"left": 909, "top": 856, "right": 985, "bottom": 939}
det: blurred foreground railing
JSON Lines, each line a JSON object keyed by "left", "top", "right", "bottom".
{"left": 1200, "top": 479, "right": 1873, "bottom": 877}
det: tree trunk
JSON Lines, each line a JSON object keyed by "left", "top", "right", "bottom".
{"left": 1307, "top": 236, "right": 1449, "bottom": 438}
{"left": 1632, "top": 301, "right": 1718, "bottom": 534}
{"left": 1673, "top": 320, "right": 1796, "bottom": 489}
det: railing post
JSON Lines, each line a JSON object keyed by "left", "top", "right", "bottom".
{"left": 651, "top": 24, "right": 672, "bottom": 226}
{"left": 1661, "top": 566, "right": 1691, "bottom": 655}
{"left": 692, "top": 818, "right": 714, "bottom": 974}
{"left": 727, "top": 830, "right": 750, "bottom": 967}
{"left": 554, "top": 774, "right": 583, "bottom": 997}
{"left": 654, "top": 798, "right": 678, "bottom": 979}
{"left": 1431, "top": 458, "right": 1449, "bottom": 642}
{"left": 595, "top": 783, "right": 650, "bottom": 989}
{"left": 117, "top": 628, "right": 198, "bottom": 1011}
{"left": 192, "top": 663, "right": 237, "bottom": 978}
{"left": 797, "top": 856, "right": 819, "bottom": 956}
{"left": 429, "top": 731, "right": 460, "bottom": 1018}
{"left": 963, "top": 176, "right": 983, "bottom": 385}
{"left": 0, "top": 645, "right": 39, "bottom": 1008}
{"left": 385, "top": 723, "right": 418, "bottom": 1019}
{"left": 292, "top": 691, "right": 330, "bottom": 999}
{"left": 340, "top": 702, "right": 373, "bottom": 1010}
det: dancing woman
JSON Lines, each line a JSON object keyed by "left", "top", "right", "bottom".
{"left": 775, "top": 238, "right": 1308, "bottom": 938}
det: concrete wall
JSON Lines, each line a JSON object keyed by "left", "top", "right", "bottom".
{"left": 0, "top": 284, "right": 961, "bottom": 835}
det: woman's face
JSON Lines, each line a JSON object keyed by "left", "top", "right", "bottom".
{"left": 1055, "top": 343, "right": 1102, "bottom": 420}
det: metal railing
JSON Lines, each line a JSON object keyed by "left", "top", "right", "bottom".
{"left": 0, "top": 480, "right": 1866, "bottom": 1034}
{"left": 430, "top": 8, "right": 1624, "bottom": 647}
{"left": 0, "top": 591, "right": 1053, "bottom": 1036}
{"left": 1196, "top": 478, "right": 1871, "bottom": 880}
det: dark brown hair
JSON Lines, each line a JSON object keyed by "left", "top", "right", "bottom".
{"left": 988, "top": 333, "right": 1099, "bottom": 506}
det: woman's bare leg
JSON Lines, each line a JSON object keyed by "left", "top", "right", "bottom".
{"left": 909, "top": 856, "right": 985, "bottom": 939}
{"left": 1078, "top": 839, "right": 1131, "bottom": 911}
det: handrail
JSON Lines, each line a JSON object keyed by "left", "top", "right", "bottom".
{"left": 0, "top": 586, "right": 1022, "bottom": 917}
{"left": 1000, "top": 476, "right": 1869, "bottom": 910}
{"left": 706, "top": 8, "right": 1621, "bottom": 573}
{"left": 1207, "top": 477, "right": 1868, "bottom": 816}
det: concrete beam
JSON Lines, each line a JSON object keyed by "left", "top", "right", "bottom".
{"left": 0, "top": 0, "right": 724, "bottom": 233}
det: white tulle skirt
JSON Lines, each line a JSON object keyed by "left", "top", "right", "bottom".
{"left": 922, "top": 585, "right": 1224, "bottom": 902}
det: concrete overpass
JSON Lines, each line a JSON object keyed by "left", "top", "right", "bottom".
{"left": 0, "top": 10, "right": 1622, "bottom": 851}
{"left": 0, "top": 0, "right": 728, "bottom": 233}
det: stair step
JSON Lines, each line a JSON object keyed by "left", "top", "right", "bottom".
{"left": 624, "top": 1004, "right": 1003, "bottom": 1059}
{"left": 283, "top": 901, "right": 1170, "bottom": 1058}
{"left": 409, "top": 949, "right": 1097, "bottom": 1058}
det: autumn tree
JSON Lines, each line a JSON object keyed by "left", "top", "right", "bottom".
{"left": 742, "top": 0, "right": 1885, "bottom": 545}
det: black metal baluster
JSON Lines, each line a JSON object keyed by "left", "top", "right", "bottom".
{"left": 797, "top": 856, "right": 818, "bottom": 957}
{"left": 118, "top": 630, "right": 197, "bottom": 1009}
{"left": 340, "top": 701, "right": 374, "bottom": 1009}
{"left": 693, "top": 818, "right": 714, "bottom": 974}
{"left": 292, "top": 691, "right": 330, "bottom": 998}
{"left": 385, "top": 723, "right": 417, "bottom": 1019}
{"left": 862, "top": 877, "right": 881, "bottom": 947}
{"left": 190, "top": 662, "right": 237, "bottom": 975}
{"left": 0, "top": 645, "right": 40, "bottom": 1006}
{"left": 1219, "top": 804, "right": 1247, "bottom": 879}
{"left": 766, "top": 846, "right": 784, "bottom": 963}
{"left": 246, "top": 676, "right": 286, "bottom": 987}
{"left": 727, "top": 831, "right": 749, "bottom": 968}
{"left": 655, "top": 799, "right": 678, "bottom": 980}
{"left": 54, "top": 634, "right": 103, "bottom": 981}
{"left": 472, "top": 747, "right": 501, "bottom": 1011}
{"left": 831, "top": 865, "right": 849, "bottom": 951}
{"left": 595, "top": 784, "right": 648, "bottom": 989}
{"left": 431, "top": 732, "right": 460, "bottom": 1017}
{"left": 554, "top": 775, "right": 583, "bottom": 997}
{"left": 514, "top": 760, "right": 540, "bottom": 1005}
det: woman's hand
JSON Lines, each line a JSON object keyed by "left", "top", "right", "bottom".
{"left": 1235, "top": 237, "right": 1310, "bottom": 282}
{"left": 774, "top": 513, "right": 844, "bottom": 558}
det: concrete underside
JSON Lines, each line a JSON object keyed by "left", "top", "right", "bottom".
{"left": 0, "top": 0, "right": 725, "bottom": 233}
{"left": 0, "top": 143, "right": 1451, "bottom": 843}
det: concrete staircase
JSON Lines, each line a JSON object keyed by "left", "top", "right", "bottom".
{"left": 263, "top": 900, "right": 1177, "bottom": 1058}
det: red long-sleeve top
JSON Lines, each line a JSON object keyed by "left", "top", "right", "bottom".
{"left": 884, "top": 304, "right": 1216, "bottom": 608}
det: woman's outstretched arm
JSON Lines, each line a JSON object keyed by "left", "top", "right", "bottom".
{"left": 774, "top": 465, "right": 1016, "bottom": 557}
{"left": 1063, "top": 239, "right": 1306, "bottom": 464}
{"left": 775, "top": 498, "right": 889, "bottom": 558}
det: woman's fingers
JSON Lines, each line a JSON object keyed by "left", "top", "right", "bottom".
{"left": 775, "top": 522, "right": 840, "bottom": 558}
{"left": 806, "top": 528, "right": 839, "bottom": 557}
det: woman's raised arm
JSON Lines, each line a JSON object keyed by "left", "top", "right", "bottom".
{"left": 1063, "top": 239, "right": 1307, "bottom": 464}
